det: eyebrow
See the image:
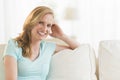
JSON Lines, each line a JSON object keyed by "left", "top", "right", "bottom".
{"left": 39, "top": 21, "right": 52, "bottom": 25}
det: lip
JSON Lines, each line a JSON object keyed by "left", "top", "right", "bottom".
{"left": 38, "top": 31, "right": 47, "bottom": 36}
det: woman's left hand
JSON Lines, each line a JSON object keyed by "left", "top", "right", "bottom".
{"left": 49, "top": 24, "right": 64, "bottom": 39}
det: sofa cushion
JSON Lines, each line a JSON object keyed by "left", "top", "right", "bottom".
{"left": 99, "top": 40, "right": 120, "bottom": 80}
{"left": 0, "top": 44, "right": 6, "bottom": 80}
{"left": 47, "top": 44, "right": 97, "bottom": 80}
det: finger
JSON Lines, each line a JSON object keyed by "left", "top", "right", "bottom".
{"left": 49, "top": 28, "right": 52, "bottom": 34}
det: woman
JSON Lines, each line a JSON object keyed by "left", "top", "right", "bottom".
{"left": 3, "top": 6, "right": 80, "bottom": 80}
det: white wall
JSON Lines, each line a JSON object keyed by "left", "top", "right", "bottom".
{"left": 0, "top": 0, "right": 5, "bottom": 43}
{"left": 0, "top": 0, "right": 120, "bottom": 55}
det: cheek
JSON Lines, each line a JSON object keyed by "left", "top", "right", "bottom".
{"left": 31, "top": 28, "right": 37, "bottom": 35}
{"left": 47, "top": 28, "right": 51, "bottom": 33}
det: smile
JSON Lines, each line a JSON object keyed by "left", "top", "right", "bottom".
{"left": 38, "top": 31, "right": 46, "bottom": 36}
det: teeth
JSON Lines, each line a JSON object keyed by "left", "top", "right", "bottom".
{"left": 38, "top": 32, "right": 45, "bottom": 36}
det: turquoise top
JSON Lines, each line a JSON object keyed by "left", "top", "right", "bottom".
{"left": 4, "top": 39, "right": 56, "bottom": 80}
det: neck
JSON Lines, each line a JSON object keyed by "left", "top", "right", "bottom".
{"left": 30, "top": 40, "right": 41, "bottom": 50}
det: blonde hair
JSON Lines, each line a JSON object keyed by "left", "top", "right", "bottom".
{"left": 15, "top": 6, "right": 54, "bottom": 57}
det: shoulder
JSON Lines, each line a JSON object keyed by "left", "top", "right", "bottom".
{"left": 3, "top": 39, "right": 21, "bottom": 60}
{"left": 41, "top": 40, "right": 56, "bottom": 54}
{"left": 41, "top": 40, "right": 56, "bottom": 48}
{"left": 7, "top": 39, "right": 18, "bottom": 47}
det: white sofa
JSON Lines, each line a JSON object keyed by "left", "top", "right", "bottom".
{"left": 0, "top": 44, "right": 5, "bottom": 80}
{"left": 98, "top": 40, "right": 120, "bottom": 80}
{"left": 0, "top": 40, "right": 120, "bottom": 80}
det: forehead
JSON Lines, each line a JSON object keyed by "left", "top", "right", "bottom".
{"left": 41, "top": 14, "right": 54, "bottom": 24}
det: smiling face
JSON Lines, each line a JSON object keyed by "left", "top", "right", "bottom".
{"left": 31, "top": 14, "right": 54, "bottom": 41}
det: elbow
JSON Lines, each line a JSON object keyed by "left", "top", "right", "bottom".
{"left": 5, "top": 76, "right": 17, "bottom": 80}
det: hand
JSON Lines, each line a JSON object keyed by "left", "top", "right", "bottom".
{"left": 49, "top": 24, "right": 64, "bottom": 39}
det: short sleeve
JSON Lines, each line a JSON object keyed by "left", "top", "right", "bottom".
{"left": 3, "top": 39, "right": 18, "bottom": 60}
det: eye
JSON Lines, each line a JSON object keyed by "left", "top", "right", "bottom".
{"left": 38, "top": 21, "right": 44, "bottom": 25}
{"left": 47, "top": 24, "right": 52, "bottom": 28}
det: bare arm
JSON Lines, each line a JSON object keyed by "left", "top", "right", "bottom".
{"left": 50, "top": 24, "right": 80, "bottom": 53}
{"left": 58, "top": 34, "right": 80, "bottom": 49}
{"left": 4, "top": 56, "right": 17, "bottom": 80}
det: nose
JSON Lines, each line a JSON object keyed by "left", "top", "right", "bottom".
{"left": 42, "top": 25, "right": 48, "bottom": 32}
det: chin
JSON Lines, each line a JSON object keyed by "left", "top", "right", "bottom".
{"left": 40, "top": 36, "right": 48, "bottom": 40}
